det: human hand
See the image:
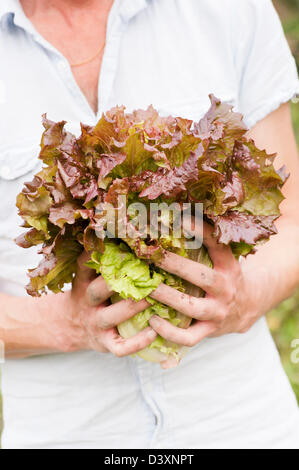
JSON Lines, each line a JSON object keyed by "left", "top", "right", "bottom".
{"left": 53, "top": 252, "right": 157, "bottom": 356}
{"left": 149, "top": 223, "right": 258, "bottom": 365}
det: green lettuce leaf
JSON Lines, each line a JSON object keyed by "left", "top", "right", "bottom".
{"left": 86, "top": 242, "right": 163, "bottom": 301}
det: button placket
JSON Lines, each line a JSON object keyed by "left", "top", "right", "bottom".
{"left": 135, "top": 359, "right": 166, "bottom": 447}
{"left": 97, "top": 20, "right": 126, "bottom": 115}
{"left": 97, "top": 0, "right": 150, "bottom": 115}
{"left": 46, "top": 52, "right": 96, "bottom": 124}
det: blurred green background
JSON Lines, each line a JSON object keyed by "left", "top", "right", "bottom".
{"left": 0, "top": 0, "right": 298, "bottom": 441}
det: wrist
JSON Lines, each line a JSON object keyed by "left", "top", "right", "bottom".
{"left": 241, "top": 260, "right": 269, "bottom": 318}
{"left": 2, "top": 292, "right": 70, "bottom": 357}
{"left": 34, "top": 291, "right": 72, "bottom": 354}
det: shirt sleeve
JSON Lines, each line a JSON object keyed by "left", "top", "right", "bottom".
{"left": 236, "top": 0, "right": 299, "bottom": 128}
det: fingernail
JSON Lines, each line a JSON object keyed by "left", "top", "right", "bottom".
{"left": 161, "top": 358, "right": 179, "bottom": 370}
{"left": 147, "top": 327, "right": 157, "bottom": 338}
{"left": 149, "top": 315, "right": 160, "bottom": 323}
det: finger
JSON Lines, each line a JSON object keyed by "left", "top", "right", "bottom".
{"left": 103, "top": 327, "right": 157, "bottom": 357}
{"left": 150, "top": 283, "right": 218, "bottom": 320}
{"left": 86, "top": 276, "right": 113, "bottom": 307}
{"left": 156, "top": 251, "right": 222, "bottom": 296}
{"left": 202, "top": 221, "right": 238, "bottom": 270}
{"left": 183, "top": 215, "right": 237, "bottom": 270}
{"left": 160, "top": 356, "right": 180, "bottom": 370}
{"left": 75, "top": 250, "right": 97, "bottom": 283}
{"left": 96, "top": 298, "right": 150, "bottom": 330}
{"left": 149, "top": 316, "right": 216, "bottom": 347}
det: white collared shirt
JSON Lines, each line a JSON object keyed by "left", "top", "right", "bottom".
{"left": 0, "top": 0, "right": 299, "bottom": 449}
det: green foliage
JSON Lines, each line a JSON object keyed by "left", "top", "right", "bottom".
{"left": 284, "top": 19, "right": 299, "bottom": 69}
{"left": 283, "top": 0, "right": 299, "bottom": 12}
{"left": 268, "top": 290, "right": 299, "bottom": 403}
{"left": 278, "top": 0, "right": 299, "bottom": 69}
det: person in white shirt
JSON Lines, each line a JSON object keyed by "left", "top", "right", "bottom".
{"left": 0, "top": 0, "right": 299, "bottom": 449}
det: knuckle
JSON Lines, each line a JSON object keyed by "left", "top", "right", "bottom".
{"left": 97, "top": 311, "right": 113, "bottom": 330}
{"left": 57, "top": 334, "right": 79, "bottom": 353}
{"left": 128, "top": 299, "right": 140, "bottom": 314}
{"left": 159, "top": 325, "right": 169, "bottom": 338}
{"left": 90, "top": 337, "right": 108, "bottom": 353}
{"left": 210, "top": 325, "right": 218, "bottom": 335}
{"left": 133, "top": 339, "right": 146, "bottom": 351}
{"left": 86, "top": 281, "right": 103, "bottom": 306}
{"left": 121, "top": 299, "right": 134, "bottom": 313}
{"left": 112, "top": 346, "right": 126, "bottom": 358}
{"left": 222, "top": 282, "right": 236, "bottom": 304}
{"left": 86, "top": 284, "right": 96, "bottom": 302}
{"left": 184, "top": 335, "right": 197, "bottom": 347}
{"left": 102, "top": 322, "right": 113, "bottom": 330}
{"left": 193, "top": 297, "right": 205, "bottom": 314}
{"left": 187, "top": 295, "right": 198, "bottom": 309}
{"left": 211, "top": 272, "right": 227, "bottom": 295}
{"left": 128, "top": 299, "right": 147, "bottom": 315}
{"left": 200, "top": 270, "right": 215, "bottom": 290}
{"left": 217, "top": 309, "right": 227, "bottom": 323}
{"left": 100, "top": 320, "right": 113, "bottom": 330}
{"left": 239, "top": 325, "right": 251, "bottom": 335}
{"left": 215, "top": 271, "right": 227, "bottom": 289}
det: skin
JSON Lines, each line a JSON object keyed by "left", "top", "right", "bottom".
{"left": 1, "top": 0, "right": 299, "bottom": 366}
{"left": 20, "top": 0, "right": 114, "bottom": 113}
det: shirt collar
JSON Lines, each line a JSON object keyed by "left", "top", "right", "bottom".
{"left": 0, "top": 0, "right": 19, "bottom": 18}
{"left": 0, "top": 0, "right": 33, "bottom": 31}
{"left": 119, "top": 0, "right": 150, "bottom": 23}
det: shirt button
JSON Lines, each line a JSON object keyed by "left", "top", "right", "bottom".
{"left": 0, "top": 165, "right": 11, "bottom": 179}
{"left": 58, "top": 60, "right": 68, "bottom": 72}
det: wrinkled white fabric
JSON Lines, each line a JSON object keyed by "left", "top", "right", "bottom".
{"left": 0, "top": 0, "right": 299, "bottom": 449}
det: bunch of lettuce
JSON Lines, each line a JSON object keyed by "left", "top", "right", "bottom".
{"left": 16, "top": 95, "right": 287, "bottom": 363}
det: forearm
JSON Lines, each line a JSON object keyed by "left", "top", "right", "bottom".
{"left": 243, "top": 103, "right": 299, "bottom": 317}
{"left": 0, "top": 292, "right": 64, "bottom": 358}
{"left": 242, "top": 217, "right": 299, "bottom": 317}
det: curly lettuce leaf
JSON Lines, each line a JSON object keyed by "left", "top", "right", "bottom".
{"left": 209, "top": 212, "right": 278, "bottom": 245}
{"left": 139, "top": 145, "right": 205, "bottom": 200}
{"left": 26, "top": 235, "right": 82, "bottom": 296}
{"left": 86, "top": 242, "right": 163, "bottom": 301}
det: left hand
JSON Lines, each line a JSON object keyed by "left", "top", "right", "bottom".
{"left": 149, "top": 222, "right": 259, "bottom": 363}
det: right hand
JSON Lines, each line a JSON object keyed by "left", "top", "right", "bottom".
{"left": 52, "top": 252, "right": 157, "bottom": 357}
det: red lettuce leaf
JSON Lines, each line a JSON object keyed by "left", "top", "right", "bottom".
{"left": 210, "top": 212, "right": 278, "bottom": 245}
{"left": 139, "top": 144, "right": 205, "bottom": 200}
